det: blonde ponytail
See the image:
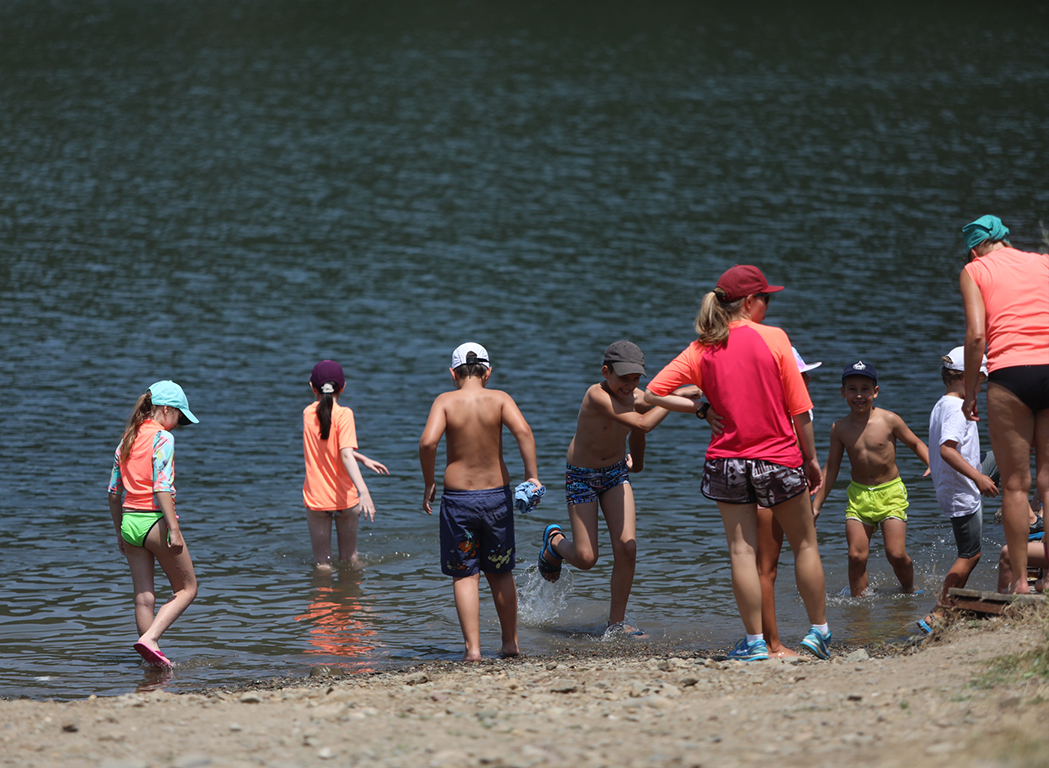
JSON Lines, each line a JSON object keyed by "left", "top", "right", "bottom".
{"left": 694, "top": 291, "right": 745, "bottom": 346}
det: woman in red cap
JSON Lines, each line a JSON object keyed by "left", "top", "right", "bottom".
{"left": 645, "top": 265, "right": 830, "bottom": 661}
{"left": 302, "top": 360, "right": 389, "bottom": 569}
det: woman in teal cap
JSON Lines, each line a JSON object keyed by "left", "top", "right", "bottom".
{"left": 959, "top": 215, "right": 1049, "bottom": 593}
{"left": 107, "top": 380, "right": 200, "bottom": 668}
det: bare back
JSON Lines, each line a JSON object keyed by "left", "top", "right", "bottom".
{"left": 833, "top": 408, "right": 902, "bottom": 486}
{"left": 431, "top": 384, "right": 516, "bottom": 490}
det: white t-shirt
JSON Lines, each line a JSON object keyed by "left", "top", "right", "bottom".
{"left": 928, "top": 394, "right": 981, "bottom": 518}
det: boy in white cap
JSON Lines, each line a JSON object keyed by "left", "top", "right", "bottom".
{"left": 812, "top": 361, "right": 930, "bottom": 596}
{"left": 419, "top": 342, "right": 541, "bottom": 661}
{"left": 921, "top": 347, "right": 998, "bottom": 631}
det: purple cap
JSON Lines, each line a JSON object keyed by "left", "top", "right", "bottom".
{"left": 310, "top": 360, "right": 346, "bottom": 393}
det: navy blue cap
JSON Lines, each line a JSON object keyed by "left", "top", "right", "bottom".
{"left": 842, "top": 361, "right": 877, "bottom": 382}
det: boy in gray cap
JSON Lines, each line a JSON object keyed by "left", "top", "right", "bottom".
{"left": 537, "top": 340, "right": 681, "bottom": 638}
{"left": 812, "top": 362, "right": 930, "bottom": 596}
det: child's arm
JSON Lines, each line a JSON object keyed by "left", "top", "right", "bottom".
{"left": 793, "top": 410, "right": 823, "bottom": 495}
{"left": 502, "top": 396, "right": 541, "bottom": 488}
{"left": 419, "top": 401, "right": 446, "bottom": 515}
{"left": 940, "top": 441, "right": 999, "bottom": 497}
{"left": 353, "top": 450, "right": 390, "bottom": 476}
{"left": 627, "top": 429, "right": 646, "bottom": 473}
{"left": 154, "top": 491, "right": 184, "bottom": 553}
{"left": 108, "top": 492, "right": 125, "bottom": 555}
{"left": 634, "top": 388, "right": 673, "bottom": 432}
{"left": 340, "top": 448, "right": 376, "bottom": 521}
{"left": 811, "top": 423, "right": 845, "bottom": 520}
{"left": 891, "top": 414, "right": 930, "bottom": 470}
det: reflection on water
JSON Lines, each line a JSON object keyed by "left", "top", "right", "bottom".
{"left": 294, "top": 569, "right": 382, "bottom": 671}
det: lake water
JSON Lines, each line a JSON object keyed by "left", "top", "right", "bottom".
{"left": 2, "top": 0, "right": 1047, "bottom": 700}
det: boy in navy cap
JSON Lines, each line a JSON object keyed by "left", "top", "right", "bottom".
{"left": 812, "top": 361, "right": 930, "bottom": 596}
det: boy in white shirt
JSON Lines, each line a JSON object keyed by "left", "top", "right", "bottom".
{"left": 923, "top": 346, "right": 999, "bottom": 631}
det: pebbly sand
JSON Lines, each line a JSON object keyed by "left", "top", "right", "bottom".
{"left": 2, "top": 610, "right": 1046, "bottom": 768}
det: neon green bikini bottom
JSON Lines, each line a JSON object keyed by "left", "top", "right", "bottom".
{"left": 121, "top": 511, "right": 165, "bottom": 548}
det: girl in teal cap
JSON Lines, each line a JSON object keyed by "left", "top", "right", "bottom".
{"left": 107, "top": 380, "right": 199, "bottom": 668}
{"left": 959, "top": 215, "right": 1049, "bottom": 593}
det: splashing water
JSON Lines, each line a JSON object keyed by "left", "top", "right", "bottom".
{"left": 517, "top": 565, "right": 575, "bottom": 626}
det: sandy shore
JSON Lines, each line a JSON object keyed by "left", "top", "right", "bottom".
{"left": 2, "top": 612, "right": 1046, "bottom": 768}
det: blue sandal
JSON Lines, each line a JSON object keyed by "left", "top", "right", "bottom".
{"left": 538, "top": 524, "right": 563, "bottom": 582}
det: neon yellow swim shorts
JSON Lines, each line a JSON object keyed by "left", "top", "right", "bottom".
{"left": 844, "top": 477, "right": 908, "bottom": 526}
{"left": 121, "top": 511, "right": 165, "bottom": 548}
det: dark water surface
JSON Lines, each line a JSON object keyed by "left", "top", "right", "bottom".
{"left": 2, "top": 1, "right": 1048, "bottom": 699}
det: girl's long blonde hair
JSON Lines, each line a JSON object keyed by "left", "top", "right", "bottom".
{"left": 119, "top": 391, "right": 154, "bottom": 463}
{"left": 694, "top": 289, "right": 746, "bottom": 347}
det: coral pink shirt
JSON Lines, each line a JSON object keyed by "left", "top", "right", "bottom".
{"left": 964, "top": 247, "right": 1049, "bottom": 371}
{"left": 302, "top": 401, "right": 359, "bottom": 511}
{"left": 648, "top": 320, "right": 812, "bottom": 466}
{"left": 109, "top": 419, "right": 176, "bottom": 510}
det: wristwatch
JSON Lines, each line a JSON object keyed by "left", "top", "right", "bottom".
{"left": 695, "top": 401, "right": 711, "bottom": 420}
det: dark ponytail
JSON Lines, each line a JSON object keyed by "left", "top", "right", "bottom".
{"left": 316, "top": 382, "right": 338, "bottom": 440}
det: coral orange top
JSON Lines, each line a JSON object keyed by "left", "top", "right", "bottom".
{"left": 302, "top": 401, "right": 359, "bottom": 511}
{"left": 108, "top": 419, "right": 176, "bottom": 510}
{"left": 648, "top": 320, "right": 812, "bottom": 466}
{"left": 964, "top": 247, "right": 1049, "bottom": 371}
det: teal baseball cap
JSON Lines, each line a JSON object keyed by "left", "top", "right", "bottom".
{"left": 148, "top": 380, "right": 199, "bottom": 425}
{"left": 961, "top": 215, "right": 1010, "bottom": 252}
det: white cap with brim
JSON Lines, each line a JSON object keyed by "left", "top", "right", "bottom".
{"left": 943, "top": 346, "right": 988, "bottom": 376}
{"left": 451, "top": 342, "right": 491, "bottom": 370}
{"left": 148, "top": 380, "right": 199, "bottom": 425}
{"left": 792, "top": 347, "right": 822, "bottom": 374}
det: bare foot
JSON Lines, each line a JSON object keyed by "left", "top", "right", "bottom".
{"left": 461, "top": 651, "right": 482, "bottom": 662}
{"left": 769, "top": 646, "right": 800, "bottom": 659}
{"left": 500, "top": 645, "right": 520, "bottom": 658}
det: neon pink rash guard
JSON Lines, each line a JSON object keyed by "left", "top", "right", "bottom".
{"left": 648, "top": 320, "right": 812, "bottom": 466}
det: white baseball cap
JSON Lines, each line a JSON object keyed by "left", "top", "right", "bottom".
{"left": 943, "top": 346, "right": 987, "bottom": 376}
{"left": 451, "top": 342, "right": 490, "bottom": 369}
{"left": 792, "top": 347, "right": 822, "bottom": 374}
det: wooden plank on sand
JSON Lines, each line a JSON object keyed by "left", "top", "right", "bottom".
{"left": 944, "top": 588, "right": 1045, "bottom": 616}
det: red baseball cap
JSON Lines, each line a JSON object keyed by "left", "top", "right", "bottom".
{"left": 714, "top": 265, "right": 784, "bottom": 302}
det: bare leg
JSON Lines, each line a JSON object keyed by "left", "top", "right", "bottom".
{"left": 987, "top": 383, "right": 1036, "bottom": 593}
{"left": 452, "top": 573, "right": 482, "bottom": 661}
{"left": 306, "top": 507, "right": 334, "bottom": 568}
{"left": 717, "top": 501, "right": 762, "bottom": 635}
{"left": 598, "top": 483, "right": 637, "bottom": 627}
{"left": 484, "top": 571, "right": 519, "bottom": 657}
{"left": 939, "top": 552, "right": 981, "bottom": 604}
{"left": 125, "top": 546, "right": 157, "bottom": 637}
{"left": 999, "top": 542, "right": 1049, "bottom": 593}
{"left": 545, "top": 501, "right": 600, "bottom": 571}
{"left": 881, "top": 517, "right": 914, "bottom": 593}
{"left": 757, "top": 505, "right": 796, "bottom": 656}
{"left": 333, "top": 505, "right": 362, "bottom": 568}
{"left": 771, "top": 492, "right": 827, "bottom": 627}
{"left": 134, "top": 520, "right": 197, "bottom": 653}
{"left": 846, "top": 519, "right": 875, "bottom": 597}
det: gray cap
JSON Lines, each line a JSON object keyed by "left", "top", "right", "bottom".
{"left": 603, "top": 340, "right": 645, "bottom": 377}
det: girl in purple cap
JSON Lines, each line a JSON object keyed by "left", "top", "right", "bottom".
{"left": 107, "top": 380, "right": 199, "bottom": 669}
{"left": 302, "top": 360, "right": 389, "bottom": 569}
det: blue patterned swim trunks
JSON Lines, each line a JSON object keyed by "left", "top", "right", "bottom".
{"left": 565, "top": 459, "right": 630, "bottom": 506}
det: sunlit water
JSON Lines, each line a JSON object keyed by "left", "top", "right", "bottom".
{"left": 2, "top": 1, "right": 1047, "bottom": 699}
